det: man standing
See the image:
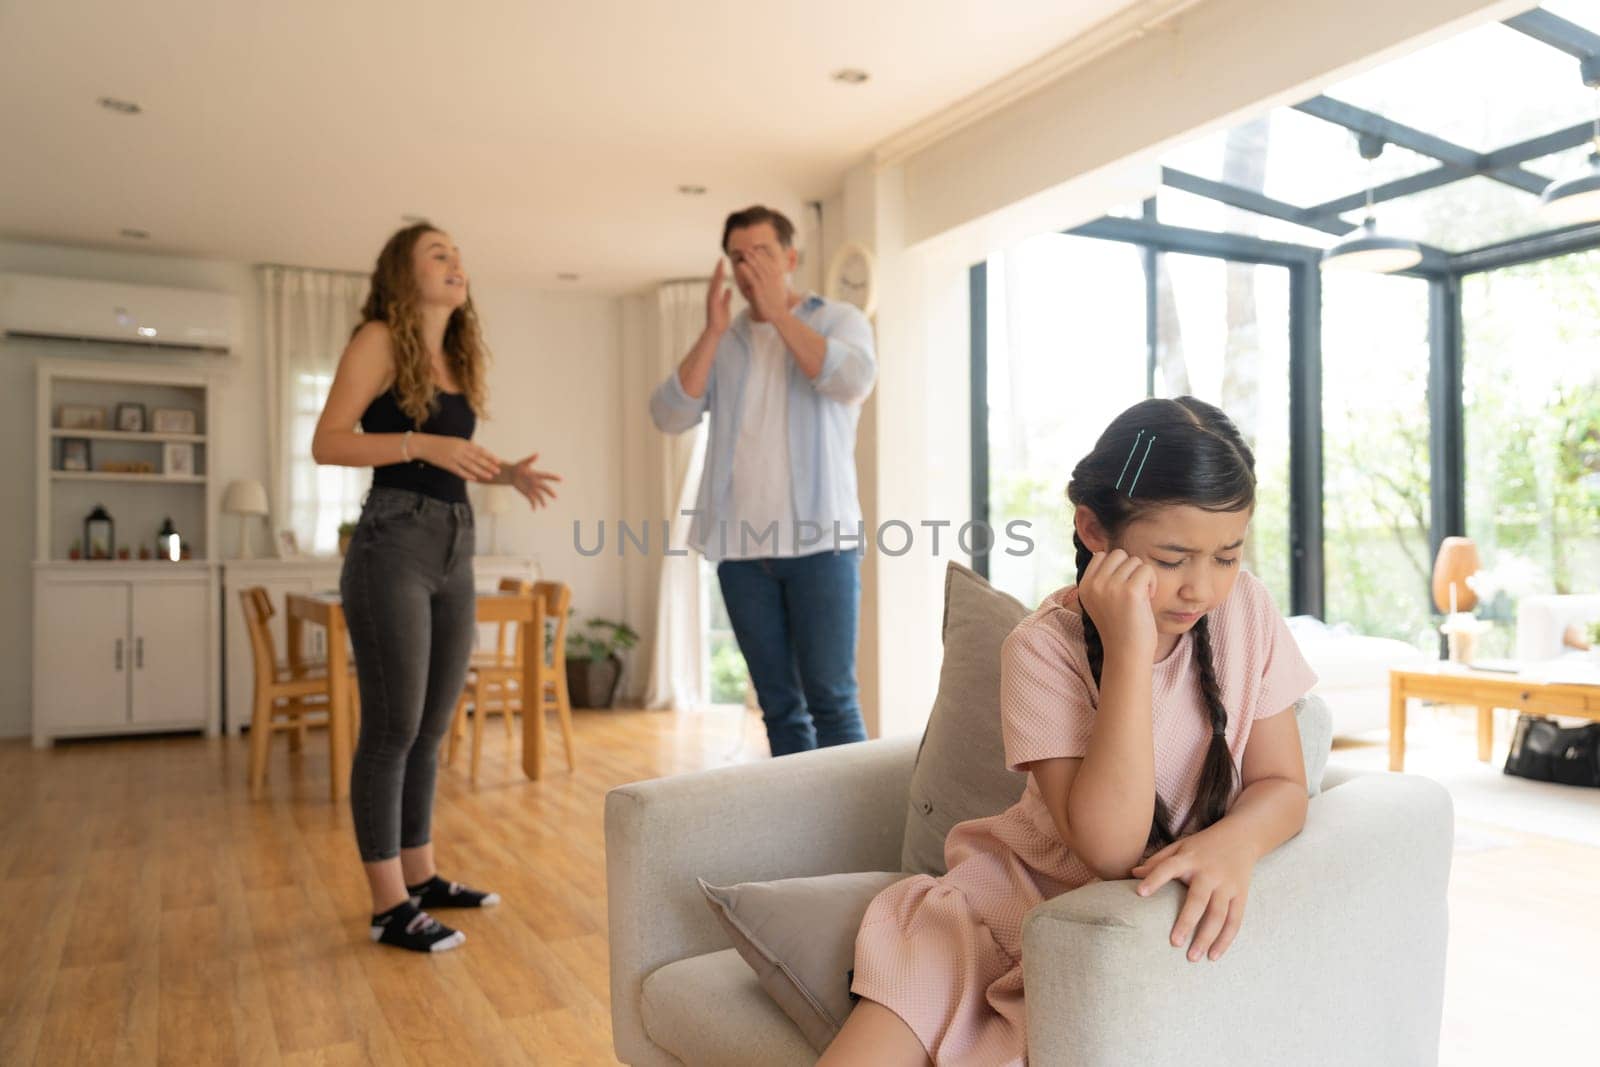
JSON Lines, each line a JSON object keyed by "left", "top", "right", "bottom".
{"left": 650, "top": 206, "right": 876, "bottom": 756}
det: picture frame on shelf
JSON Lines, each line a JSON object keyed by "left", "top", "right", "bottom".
{"left": 114, "top": 402, "right": 147, "bottom": 433}
{"left": 151, "top": 407, "right": 198, "bottom": 435}
{"left": 58, "top": 404, "right": 106, "bottom": 430}
{"left": 162, "top": 442, "right": 196, "bottom": 477}
{"left": 59, "top": 437, "right": 90, "bottom": 471}
{"left": 276, "top": 528, "right": 301, "bottom": 559}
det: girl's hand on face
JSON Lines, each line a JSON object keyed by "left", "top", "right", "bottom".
{"left": 1131, "top": 824, "right": 1255, "bottom": 962}
{"left": 1076, "top": 549, "right": 1158, "bottom": 656}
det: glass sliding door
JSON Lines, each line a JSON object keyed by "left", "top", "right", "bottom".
{"left": 1154, "top": 253, "right": 1293, "bottom": 609}
{"left": 1321, "top": 272, "right": 1433, "bottom": 645}
{"left": 982, "top": 234, "right": 1147, "bottom": 607}
{"left": 1462, "top": 251, "right": 1600, "bottom": 657}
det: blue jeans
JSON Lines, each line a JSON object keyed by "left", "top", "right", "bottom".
{"left": 716, "top": 548, "right": 866, "bottom": 757}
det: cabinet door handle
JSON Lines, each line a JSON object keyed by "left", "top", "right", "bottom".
{"left": 115, "top": 638, "right": 124, "bottom": 671}
{"left": 135, "top": 637, "right": 144, "bottom": 669}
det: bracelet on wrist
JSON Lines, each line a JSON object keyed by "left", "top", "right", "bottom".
{"left": 401, "top": 430, "right": 413, "bottom": 462}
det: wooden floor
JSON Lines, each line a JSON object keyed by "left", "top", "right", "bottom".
{"left": 3, "top": 705, "right": 1597, "bottom": 1066}
{"left": 0, "top": 704, "right": 768, "bottom": 1066}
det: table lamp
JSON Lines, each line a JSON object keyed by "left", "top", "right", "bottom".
{"left": 1431, "top": 536, "right": 1480, "bottom": 615}
{"left": 222, "top": 479, "right": 269, "bottom": 559}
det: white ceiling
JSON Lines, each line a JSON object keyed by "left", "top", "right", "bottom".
{"left": 0, "top": 0, "right": 1140, "bottom": 292}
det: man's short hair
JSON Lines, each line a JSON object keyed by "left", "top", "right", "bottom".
{"left": 721, "top": 205, "right": 795, "bottom": 253}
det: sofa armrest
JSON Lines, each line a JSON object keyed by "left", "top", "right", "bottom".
{"left": 1317, "top": 760, "right": 1368, "bottom": 791}
{"left": 1021, "top": 772, "right": 1453, "bottom": 1067}
{"left": 606, "top": 734, "right": 919, "bottom": 1066}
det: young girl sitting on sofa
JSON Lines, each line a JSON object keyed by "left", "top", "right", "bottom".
{"left": 821, "top": 396, "right": 1318, "bottom": 1066}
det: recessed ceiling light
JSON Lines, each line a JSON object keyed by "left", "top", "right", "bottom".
{"left": 678, "top": 184, "right": 708, "bottom": 196}
{"left": 119, "top": 228, "right": 150, "bottom": 240}
{"left": 831, "top": 69, "right": 869, "bottom": 85}
{"left": 556, "top": 272, "right": 580, "bottom": 282}
{"left": 97, "top": 96, "right": 142, "bottom": 115}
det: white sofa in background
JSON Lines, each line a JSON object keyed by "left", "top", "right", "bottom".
{"left": 1286, "top": 615, "right": 1428, "bottom": 738}
{"left": 1515, "top": 593, "right": 1600, "bottom": 661}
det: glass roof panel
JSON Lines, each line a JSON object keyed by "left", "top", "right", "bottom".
{"left": 1326, "top": 21, "right": 1596, "bottom": 153}
{"left": 1152, "top": 7, "right": 1600, "bottom": 254}
{"left": 1375, "top": 176, "right": 1543, "bottom": 251}
{"left": 1153, "top": 186, "right": 1342, "bottom": 248}
{"left": 1161, "top": 108, "right": 1438, "bottom": 212}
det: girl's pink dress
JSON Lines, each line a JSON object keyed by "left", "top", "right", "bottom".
{"left": 849, "top": 571, "right": 1317, "bottom": 1065}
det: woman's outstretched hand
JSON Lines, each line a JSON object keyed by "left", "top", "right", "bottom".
{"left": 1076, "top": 549, "right": 1158, "bottom": 657}
{"left": 508, "top": 453, "right": 562, "bottom": 509}
{"left": 1131, "top": 824, "right": 1256, "bottom": 962}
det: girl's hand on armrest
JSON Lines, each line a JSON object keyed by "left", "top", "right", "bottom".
{"left": 1130, "top": 822, "right": 1257, "bottom": 963}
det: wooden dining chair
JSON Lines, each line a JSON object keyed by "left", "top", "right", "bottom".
{"left": 447, "top": 579, "right": 577, "bottom": 780}
{"left": 530, "top": 580, "right": 578, "bottom": 776}
{"left": 239, "top": 587, "right": 354, "bottom": 799}
{"left": 447, "top": 578, "right": 533, "bottom": 778}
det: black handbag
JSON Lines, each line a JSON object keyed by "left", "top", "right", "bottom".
{"left": 1504, "top": 714, "right": 1600, "bottom": 788}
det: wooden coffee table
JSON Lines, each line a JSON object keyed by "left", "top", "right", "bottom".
{"left": 1388, "top": 662, "right": 1600, "bottom": 771}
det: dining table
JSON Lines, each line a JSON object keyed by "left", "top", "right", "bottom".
{"left": 284, "top": 590, "right": 552, "bottom": 800}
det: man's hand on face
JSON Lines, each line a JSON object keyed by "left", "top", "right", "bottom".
{"left": 705, "top": 258, "right": 732, "bottom": 336}
{"left": 735, "top": 246, "right": 790, "bottom": 322}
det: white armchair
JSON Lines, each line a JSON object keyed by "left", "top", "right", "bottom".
{"left": 608, "top": 564, "right": 1454, "bottom": 1066}
{"left": 605, "top": 740, "right": 1454, "bottom": 1067}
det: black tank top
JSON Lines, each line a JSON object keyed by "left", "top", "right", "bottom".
{"left": 360, "top": 387, "right": 478, "bottom": 504}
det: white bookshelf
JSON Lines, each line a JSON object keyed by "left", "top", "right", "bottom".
{"left": 36, "top": 357, "right": 216, "bottom": 562}
{"left": 49, "top": 428, "right": 208, "bottom": 445}
{"left": 32, "top": 358, "right": 221, "bottom": 746}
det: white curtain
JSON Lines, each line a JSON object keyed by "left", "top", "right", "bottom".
{"left": 643, "top": 281, "right": 711, "bottom": 710}
{"left": 259, "top": 266, "right": 370, "bottom": 556}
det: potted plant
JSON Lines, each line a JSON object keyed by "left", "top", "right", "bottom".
{"left": 338, "top": 520, "right": 357, "bottom": 556}
{"left": 565, "top": 614, "right": 639, "bottom": 709}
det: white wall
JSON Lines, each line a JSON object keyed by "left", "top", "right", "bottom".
{"left": 469, "top": 284, "right": 627, "bottom": 631}
{"left": 0, "top": 238, "right": 628, "bottom": 739}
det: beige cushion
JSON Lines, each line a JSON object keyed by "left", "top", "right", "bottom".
{"left": 641, "top": 948, "right": 818, "bottom": 1067}
{"left": 698, "top": 871, "right": 906, "bottom": 1052}
{"left": 901, "top": 562, "right": 1031, "bottom": 876}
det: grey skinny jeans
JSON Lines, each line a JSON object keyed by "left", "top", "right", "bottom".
{"left": 340, "top": 486, "right": 475, "bottom": 862}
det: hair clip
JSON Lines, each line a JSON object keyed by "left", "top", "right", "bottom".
{"left": 1114, "top": 430, "right": 1157, "bottom": 497}
{"left": 1114, "top": 430, "right": 1144, "bottom": 491}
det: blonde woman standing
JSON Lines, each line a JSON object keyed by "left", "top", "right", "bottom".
{"left": 312, "top": 222, "right": 560, "bottom": 952}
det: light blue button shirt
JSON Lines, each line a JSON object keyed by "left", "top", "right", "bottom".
{"left": 649, "top": 294, "right": 877, "bottom": 561}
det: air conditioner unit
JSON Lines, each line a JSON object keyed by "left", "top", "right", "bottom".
{"left": 0, "top": 272, "right": 241, "bottom": 353}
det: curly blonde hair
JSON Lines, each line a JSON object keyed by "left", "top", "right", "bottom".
{"left": 356, "top": 221, "right": 489, "bottom": 424}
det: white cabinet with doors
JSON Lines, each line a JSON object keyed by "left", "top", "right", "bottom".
{"left": 32, "top": 564, "right": 216, "bottom": 747}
